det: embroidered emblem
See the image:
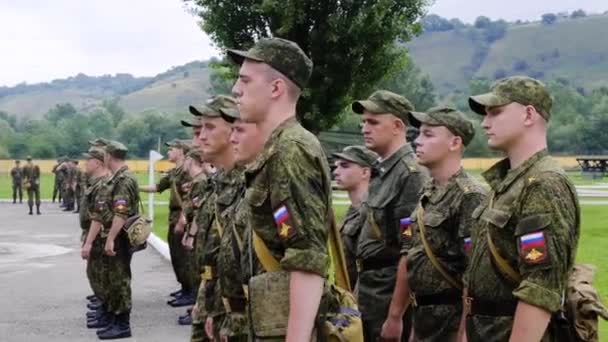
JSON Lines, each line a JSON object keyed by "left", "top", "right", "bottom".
{"left": 519, "top": 231, "right": 548, "bottom": 264}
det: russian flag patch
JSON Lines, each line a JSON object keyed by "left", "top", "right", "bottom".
{"left": 274, "top": 204, "right": 295, "bottom": 240}
{"left": 519, "top": 231, "right": 548, "bottom": 264}
{"left": 400, "top": 217, "right": 412, "bottom": 239}
{"left": 463, "top": 237, "right": 472, "bottom": 254}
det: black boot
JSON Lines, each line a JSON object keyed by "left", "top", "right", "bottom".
{"left": 98, "top": 312, "right": 131, "bottom": 340}
{"left": 36, "top": 204, "right": 41, "bottom": 215}
{"left": 28, "top": 205, "right": 33, "bottom": 215}
{"left": 87, "top": 311, "right": 112, "bottom": 329}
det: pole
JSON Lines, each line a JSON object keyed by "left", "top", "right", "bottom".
{"left": 148, "top": 150, "right": 164, "bottom": 225}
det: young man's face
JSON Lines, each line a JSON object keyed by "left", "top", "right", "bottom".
{"left": 230, "top": 121, "right": 265, "bottom": 164}
{"left": 333, "top": 159, "right": 368, "bottom": 191}
{"left": 415, "top": 124, "right": 459, "bottom": 167}
{"left": 361, "top": 112, "right": 400, "bottom": 154}
{"left": 481, "top": 102, "right": 526, "bottom": 151}
{"left": 167, "top": 147, "right": 183, "bottom": 163}
{"left": 85, "top": 158, "right": 101, "bottom": 175}
{"left": 191, "top": 126, "right": 203, "bottom": 148}
{"left": 198, "top": 117, "right": 232, "bottom": 160}
{"left": 232, "top": 60, "right": 273, "bottom": 123}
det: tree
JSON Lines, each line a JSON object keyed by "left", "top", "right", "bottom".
{"left": 185, "top": 0, "right": 428, "bottom": 132}
{"left": 474, "top": 16, "right": 491, "bottom": 29}
{"left": 44, "top": 103, "right": 77, "bottom": 124}
{"left": 378, "top": 57, "right": 437, "bottom": 111}
{"left": 571, "top": 9, "right": 586, "bottom": 18}
{"left": 101, "top": 98, "right": 126, "bottom": 126}
{"left": 420, "top": 14, "right": 454, "bottom": 32}
{"left": 541, "top": 13, "right": 557, "bottom": 25}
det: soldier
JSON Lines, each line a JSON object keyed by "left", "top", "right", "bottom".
{"left": 74, "top": 160, "right": 85, "bottom": 213}
{"left": 62, "top": 159, "right": 78, "bottom": 212}
{"left": 10, "top": 160, "right": 23, "bottom": 204}
{"left": 351, "top": 90, "right": 428, "bottom": 340}
{"left": 80, "top": 147, "right": 112, "bottom": 330}
{"left": 52, "top": 158, "right": 63, "bottom": 203}
{"left": 184, "top": 95, "right": 240, "bottom": 341}
{"left": 463, "top": 76, "right": 580, "bottom": 341}
{"left": 331, "top": 146, "right": 377, "bottom": 290}
{"left": 140, "top": 139, "right": 195, "bottom": 308}
{"left": 56, "top": 157, "right": 70, "bottom": 208}
{"left": 22, "top": 156, "right": 42, "bottom": 215}
{"left": 380, "top": 107, "right": 486, "bottom": 341}
{"left": 228, "top": 37, "right": 332, "bottom": 340}
{"left": 97, "top": 140, "right": 141, "bottom": 340}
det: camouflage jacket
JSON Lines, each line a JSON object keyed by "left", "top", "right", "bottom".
{"left": 22, "top": 164, "right": 41, "bottom": 184}
{"left": 340, "top": 205, "right": 364, "bottom": 290}
{"left": 157, "top": 165, "right": 191, "bottom": 211}
{"left": 184, "top": 171, "right": 208, "bottom": 224}
{"left": 10, "top": 166, "right": 22, "bottom": 184}
{"left": 243, "top": 117, "right": 332, "bottom": 279}
{"left": 93, "top": 166, "right": 141, "bottom": 234}
{"left": 356, "top": 144, "right": 427, "bottom": 263}
{"left": 465, "top": 150, "right": 580, "bottom": 341}
{"left": 82, "top": 174, "right": 111, "bottom": 231}
{"left": 404, "top": 168, "right": 485, "bottom": 296}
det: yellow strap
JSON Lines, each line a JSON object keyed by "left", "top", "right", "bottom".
{"left": 368, "top": 212, "right": 383, "bottom": 240}
{"left": 213, "top": 205, "right": 224, "bottom": 237}
{"left": 252, "top": 229, "right": 281, "bottom": 272}
{"left": 416, "top": 206, "right": 463, "bottom": 290}
{"left": 486, "top": 194, "right": 522, "bottom": 283}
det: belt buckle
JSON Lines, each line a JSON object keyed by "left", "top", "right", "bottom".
{"left": 201, "top": 265, "right": 214, "bottom": 280}
{"left": 222, "top": 297, "right": 232, "bottom": 313}
{"left": 463, "top": 296, "right": 473, "bottom": 315}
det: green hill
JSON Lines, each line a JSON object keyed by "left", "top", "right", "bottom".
{"left": 408, "top": 13, "right": 608, "bottom": 95}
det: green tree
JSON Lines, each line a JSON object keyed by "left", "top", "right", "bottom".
{"left": 378, "top": 57, "right": 437, "bottom": 111}
{"left": 186, "top": 0, "right": 428, "bottom": 132}
{"left": 101, "top": 98, "right": 126, "bottom": 126}
{"left": 44, "top": 103, "right": 77, "bottom": 124}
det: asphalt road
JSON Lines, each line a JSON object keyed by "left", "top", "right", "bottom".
{"left": 0, "top": 202, "right": 190, "bottom": 342}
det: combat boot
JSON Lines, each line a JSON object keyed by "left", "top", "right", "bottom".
{"left": 168, "top": 292, "right": 195, "bottom": 307}
{"left": 88, "top": 301, "right": 103, "bottom": 310}
{"left": 36, "top": 204, "right": 41, "bottom": 215}
{"left": 98, "top": 312, "right": 131, "bottom": 340}
{"left": 28, "top": 206, "right": 33, "bottom": 215}
{"left": 87, "top": 312, "right": 112, "bottom": 329}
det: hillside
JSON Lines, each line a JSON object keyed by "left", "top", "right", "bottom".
{"left": 408, "top": 13, "right": 608, "bottom": 94}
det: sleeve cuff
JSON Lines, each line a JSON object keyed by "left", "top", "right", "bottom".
{"left": 280, "top": 247, "right": 329, "bottom": 277}
{"left": 513, "top": 279, "right": 561, "bottom": 313}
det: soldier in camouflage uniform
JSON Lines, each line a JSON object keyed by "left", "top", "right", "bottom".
{"left": 62, "top": 159, "right": 78, "bottom": 212}
{"left": 10, "top": 160, "right": 23, "bottom": 204}
{"left": 352, "top": 90, "right": 428, "bottom": 341}
{"left": 80, "top": 147, "right": 112, "bottom": 330}
{"left": 140, "top": 139, "right": 195, "bottom": 308}
{"left": 73, "top": 161, "right": 85, "bottom": 213}
{"left": 463, "top": 76, "right": 580, "bottom": 341}
{"left": 331, "top": 146, "right": 377, "bottom": 290}
{"left": 52, "top": 158, "right": 64, "bottom": 203}
{"left": 95, "top": 141, "right": 141, "bottom": 340}
{"left": 229, "top": 37, "right": 332, "bottom": 341}
{"left": 184, "top": 95, "right": 239, "bottom": 341}
{"left": 22, "top": 156, "right": 42, "bottom": 215}
{"left": 380, "top": 107, "right": 486, "bottom": 341}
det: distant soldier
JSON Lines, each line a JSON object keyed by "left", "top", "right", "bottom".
{"left": 56, "top": 157, "right": 70, "bottom": 208}
{"left": 331, "top": 146, "right": 377, "bottom": 290}
{"left": 52, "top": 158, "right": 64, "bottom": 203}
{"left": 352, "top": 90, "right": 428, "bottom": 340}
{"left": 22, "top": 156, "right": 41, "bottom": 215}
{"left": 74, "top": 160, "right": 85, "bottom": 213}
{"left": 61, "top": 159, "right": 78, "bottom": 212}
{"left": 381, "top": 107, "right": 485, "bottom": 341}
{"left": 10, "top": 160, "right": 23, "bottom": 204}
{"left": 463, "top": 76, "right": 580, "bottom": 341}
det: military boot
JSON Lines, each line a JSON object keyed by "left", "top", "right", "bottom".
{"left": 98, "top": 312, "right": 131, "bottom": 340}
{"left": 28, "top": 205, "right": 33, "bottom": 215}
{"left": 87, "top": 312, "right": 112, "bottom": 329}
{"left": 36, "top": 204, "right": 41, "bottom": 215}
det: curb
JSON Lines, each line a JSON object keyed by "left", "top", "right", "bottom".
{"left": 147, "top": 232, "right": 171, "bottom": 261}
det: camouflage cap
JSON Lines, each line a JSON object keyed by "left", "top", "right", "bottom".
{"left": 469, "top": 76, "right": 553, "bottom": 120}
{"left": 352, "top": 90, "right": 415, "bottom": 124}
{"left": 181, "top": 116, "right": 203, "bottom": 128}
{"left": 185, "top": 149, "right": 205, "bottom": 164}
{"left": 88, "top": 137, "right": 110, "bottom": 147}
{"left": 332, "top": 145, "right": 378, "bottom": 167}
{"left": 165, "top": 139, "right": 192, "bottom": 152}
{"left": 105, "top": 140, "right": 128, "bottom": 159}
{"left": 82, "top": 147, "right": 106, "bottom": 163}
{"left": 227, "top": 37, "right": 313, "bottom": 90}
{"left": 409, "top": 107, "right": 476, "bottom": 146}
{"left": 189, "top": 95, "right": 238, "bottom": 123}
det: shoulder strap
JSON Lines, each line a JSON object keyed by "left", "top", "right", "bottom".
{"left": 252, "top": 229, "right": 280, "bottom": 272}
{"left": 171, "top": 181, "right": 184, "bottom": 208}
{"left": 213, "top": 204, "right": 224, "bottom": 237}
{"left": 416, "top": 206, "right": 463, "bottom": 290}
{"left": 485, "top": 193, "right": 522, "bottom": 283}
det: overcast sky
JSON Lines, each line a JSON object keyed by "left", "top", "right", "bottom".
{"left": 1, "top": 0, "right": 606, "bottom": 87}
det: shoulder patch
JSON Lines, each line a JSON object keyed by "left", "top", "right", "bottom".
{"left": 400, "top": 217, "right": 413, "bottom": 239}
{"left": 273, "top": 204, "right": 296, "bottom": 240}
{"left": 518, "top": 231, "right": 548, "bottom": 264}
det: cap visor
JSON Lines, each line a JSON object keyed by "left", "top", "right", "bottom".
{"left": 469, "top": 93, "right": 511, "bottom": 115}
{"left": 331, "top": 152, "right": 365, "bottom": 166}
{"left": 181, "top": 120, "right": 201, "bottom": 128}
{"left": 82, "top": 153, "right": 92, "bottom": 159}
{"left": 226, "top": 49, "right": 264, "bottom": 66}
{"left": 189, "top": 105, "right": 204, "bottom": 116}
{"left": 352, "top": 100, "right": 384, "bottom": 115}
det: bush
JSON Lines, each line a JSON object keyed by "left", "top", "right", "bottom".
{"left": 541, "top": 13, "right": 557, "bottom": 25}
{"left": 571, "top": 10, "right": 586, "bottom": 18}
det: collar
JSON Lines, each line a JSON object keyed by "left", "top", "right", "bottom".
{"left": 375, "top": 144, "right": 414, "bottom": 179}
{"left": 245, "top": 116, "right": 299, "bottom": 177}
{"left": 482, "top": 149, "right": 549, "bottom": 193}
{"left": 421, "top": 168, "right": 465, "bottom": 204}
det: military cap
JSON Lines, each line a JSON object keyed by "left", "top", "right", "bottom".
{"left": 409, "top": 107, "right": 476, "bottom": 146}
{"left": 185, "top": 149, "right": 205, "bottom": 164}
{"left": 82, "top": 147, "right": 105, "bottom": 163}
{"left": 181, "top": 116, "right": 203, "bottom": 128}
{"left": 352, "top": 90, "right": 415, "bottom": 125}
{"left": 88, "top": 137, "right": 110, "bottom": 147}
{"left": 26, "top": 156, "right": 32, "bottom": 160}
{"left": 105, "top": 140, "right": 128, "bottom": 159}
{"left": 332, "top": 145, "right": 378, "bottom": 168}
{"left": 227, "top": 37, "right": 313, "bottom": 90}
{"left": 469, "top": 75, "right": 553, "bottom": 120}
{"left": 165, "top": 139, "right": 192, "bottom": 152}
{"left": 189, "top": 95, "right": 238, "bottom": 122}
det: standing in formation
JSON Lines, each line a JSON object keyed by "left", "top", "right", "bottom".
{"left": 10, "top": 159, "right": 23, "bottom": 204}
{"left": 22, "top": 156, "right": 41, "bottom": 215}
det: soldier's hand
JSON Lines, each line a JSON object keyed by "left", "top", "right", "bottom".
{"left": 380, "top": 316, "right": 403, "bottom": 341}
{"left": 183, "top": 236, "right": 194, "bottom": 250}
{"left": 175, "top": 221, "right": 185, "bottom": 234}
{"left": 205, "top": 316, "right": 214, "bottom": 340}
{"left": 191, "top": 305, "right": 199, "bottom": 319}
{"left": 81, "top": 243, "right": 92, "bottom": 260}
{"left": 104, "top": 240, "right": 116, "bottom": 256}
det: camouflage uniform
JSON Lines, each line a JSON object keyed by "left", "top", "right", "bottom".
{"left": 352, "top": 91, "right": 428, "bottom": 340}
{"left": 401, "top": 107, "right": 485, "bottom": 341}
{"left": 74, "top": 166, "right": 86, "bottom": 212}
{"left": 10, "top": 164, "right": 23, "bottom": 203}
{"left": 22, "top": 159, "right": 41, "bottom": 213}
{"left": 52, "top": 160, "right": 63, "bottom": 203}
{"left": 465, "top": 77, "right": 580, "bottom": 341}
{"left": 157, "top": 156, "right": 194, "bottom": 294}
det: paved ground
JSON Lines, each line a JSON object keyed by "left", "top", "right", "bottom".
{"left": 0, "top": 202, "right": 190, "bottom": 342}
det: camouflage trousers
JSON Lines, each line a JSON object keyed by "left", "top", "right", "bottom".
{"left": 27, "top": 185, "right": 41, "bottom": 207}
{"left": 12, "top": 183, "right": 22, "bottom": 202}
{"left": 411, "top": 303, "right": 461, "bottom": 341}
{"left": 168, "top": 211, "right": 194, "bottom": 292}
{"left": 103, "top": 236, "right": 132, "bottom": 315}
{"left": 86, "top": 236, "right": 107, "bottom": 303}
{"left": 358, "top": 266, "right": 412, "bottom": 341}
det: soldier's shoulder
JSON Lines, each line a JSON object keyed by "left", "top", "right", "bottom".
{"left": 277, "top": 122, "right": 323, "bottom": 157}
{"left": 456, "top": 172, "right": 486, "bottom": 196}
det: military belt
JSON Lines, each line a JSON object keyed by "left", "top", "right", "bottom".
{"left": 356, "top": 256, "right": 399, "bottom": 273}
{"left": 221, "top": 296, "right": 247, "bottom": 313}
{"left": 201, "top": 265, "right": 216, "bottom": 280}
{"left": 469, "top": 298, "right": 517, "bottom": 317}
{"left": 410, "top": 291, "right": 462, "bottom": 307}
